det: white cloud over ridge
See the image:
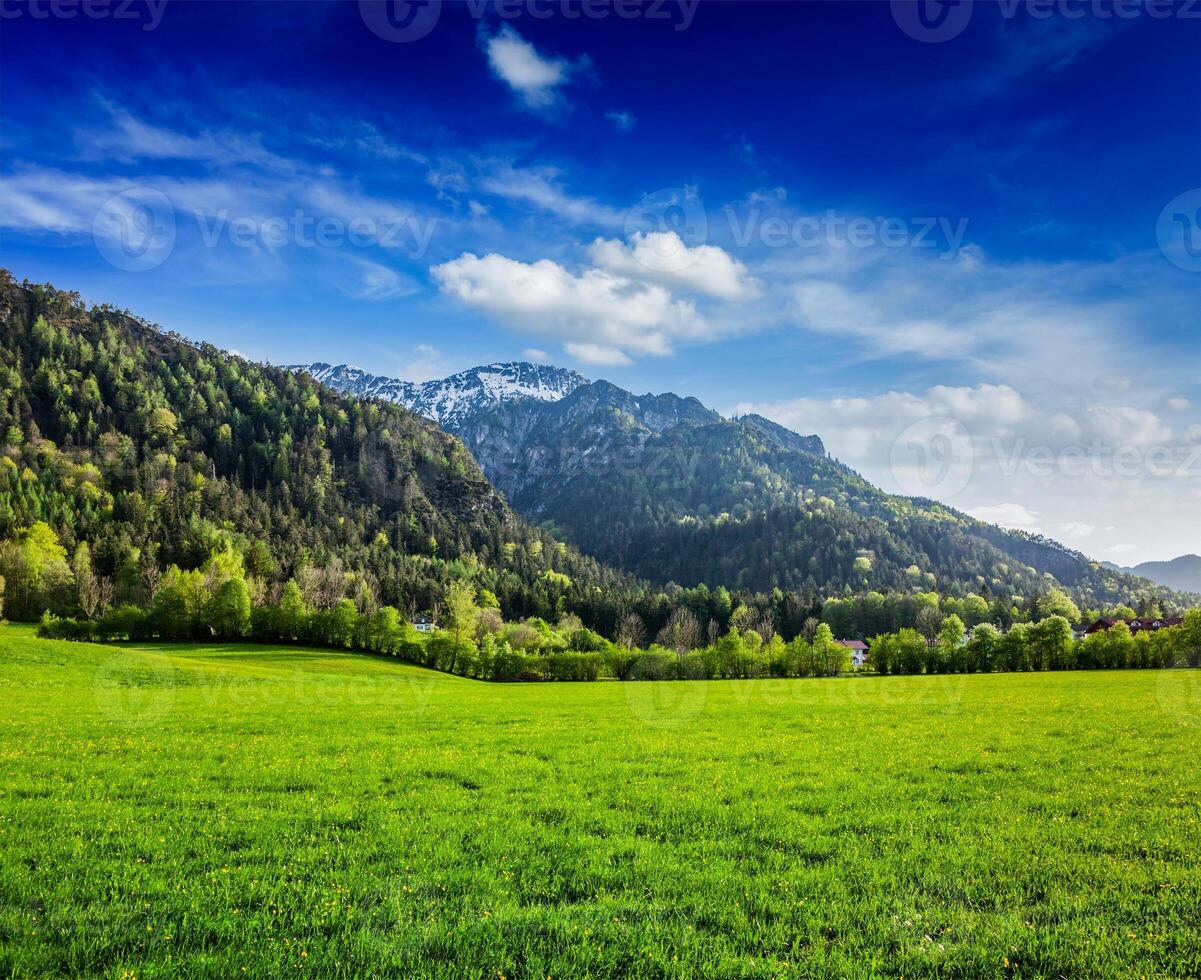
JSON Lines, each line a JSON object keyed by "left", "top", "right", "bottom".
{"left": 736, "top": 383, "right": 1200, "bottom": 565}
{"left": 431, "top": 251, "right": 709, "bottom": 365}
{"left": 588, "top": 231, "right": 760, "bottom": 300}
{"left": 970, "top": 502, "right": 1041, "bottom": 531}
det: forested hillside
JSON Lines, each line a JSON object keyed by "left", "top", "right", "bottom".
{"left": 2, "top": 271, "right": 1188, "bottom": 657}
{"left": 300, "top": 359, "right": 1186, "bottom": 613}
{"left": 0, "top": 272, "right": 632, "bottom": 627}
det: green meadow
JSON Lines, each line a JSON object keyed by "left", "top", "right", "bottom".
{"left": 2, "top": 624, "right": 1200, "bottom": 978}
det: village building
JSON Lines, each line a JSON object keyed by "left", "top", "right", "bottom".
{"left": 837, "top": 639, "right": 870, "bottom": 667}
{"left": 1082, "top": 617, "right": 1183, "bottom": 637}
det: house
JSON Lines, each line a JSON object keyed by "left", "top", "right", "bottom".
{"left": 837, "top": 639, "right": 870, "bottom": 667}
{"left": 1082, "top": 617, "right": 1182, "bottom": 637}
{"left": 411, "top": 615, "right": 437, "bottom": 634}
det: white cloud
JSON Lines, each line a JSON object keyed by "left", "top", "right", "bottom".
{"left": 790, "top": 279, "right": 973, "bottom": 360}
{"left": 1082, "top": 405, "right": 1171, "bottom": 447}
{"left": 483, "top": 27, "right": 583, "bottom": 110}
{"left": 522, "top": 347, "right": 550, "bottom": 363}
{"left": 1096, "top": 374, "right": 1133, "bottom": 393}
{"left": 743, "top": 213, "right": 1200, "bottom": 397}
{"left": 736, "top": 383, "right": 1198, "bottom": 565}
{"left": 970, "top": 502, "right": 1041, "bottom": 531}
{"left": 394, "top": 343, "right": 450, "bottom": 382}
{"left": 431, "top": 251, "right": 709, "bottom": 363}
{"left": 350, "top": 258, "right": 420, "bottom": 301}
{"left": 1107, "top": 544, "right": 1137, "bottom": 555}
{"left": 479, "top": 163, "right": 623, "bottom": 227}
{"left": 1168, "top": 397, "right": 1191, "bottom": 411}
{"left": 588, "top": 231, "right": 760, "bottom": 300}
{"left": 83, "top": 103, "right": 293, "bottom": 170}
{"left": 0, "top": 167, "right": 277, "bottom": 243}
{"left": 606, "top": 110, "right": 635, "bottom": 131}
{"left": 564, "top": 342, "right": 632, "bottom": 366}
{"left": 735, "top": 384, "right": 1036, "bottom": 450}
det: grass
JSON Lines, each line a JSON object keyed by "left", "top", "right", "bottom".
{"left": 2, "top": 624, "right": 1200, "bottom": 978}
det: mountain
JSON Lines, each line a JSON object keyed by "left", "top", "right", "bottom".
{"left": 0, "top": 274, "right": 632, "bottom": 626}
{"left": 1104, "top": 555, "right": 1201, "bottom": 594}
{"left": 295, "top": 361, "right": 1187, "bottom": 612}
{"left": 291, "top": 361, "right": 588, "bottom": 431}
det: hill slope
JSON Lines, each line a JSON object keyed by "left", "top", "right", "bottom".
{"left": 0, "top": 274, "right": 630, "bottom": 624}
{"left": 299, "top": 360, "right": 1188, "bottom": 611}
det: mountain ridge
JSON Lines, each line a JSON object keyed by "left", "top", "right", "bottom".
{"left": 293, "top": 360, "right": 1188, "bottom": 611}
{"left": 289, "top": 361, "right": 589, "bottom": 431}
{"left": 1103, "top": 555, "right": 1201, "bottom": 594}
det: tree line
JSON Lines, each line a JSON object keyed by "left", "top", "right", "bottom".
{"left": 26, "top": 517, "right": 1201, "bottom": 682}
{"left": 869, "top": 611, "right": 1201, "bottom": 675}
{"left": 32, "top": 534, "right": 854, "bottom": 681}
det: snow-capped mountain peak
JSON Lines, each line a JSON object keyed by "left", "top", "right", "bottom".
{"left": 289, "top": 361, "right": 589, "bottom": 429}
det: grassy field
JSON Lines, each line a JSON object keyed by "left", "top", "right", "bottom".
{"left": 2, "top": 625, "right": 1200, "bottom": 978}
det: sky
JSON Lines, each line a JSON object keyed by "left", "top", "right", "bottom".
{"left": 1, "top": 0, "right": 1199, "bottom": 564}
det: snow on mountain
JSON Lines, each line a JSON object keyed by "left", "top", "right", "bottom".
{"left": 290, "top": 361, "right": 589, "bottom": 430}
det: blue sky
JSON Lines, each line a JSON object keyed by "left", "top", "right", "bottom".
{"left": 1, "top": 0, "right": 1199, "bottom": 562}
